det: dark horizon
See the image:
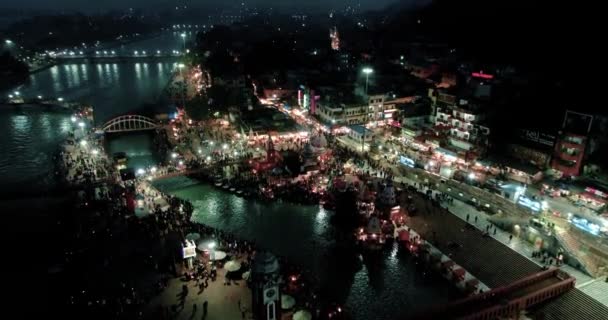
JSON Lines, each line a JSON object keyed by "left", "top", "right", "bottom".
{"left": 0, "top": 0, "right": 430, "bottom": 13}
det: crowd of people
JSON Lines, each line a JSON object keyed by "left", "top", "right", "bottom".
{"left": 58, "top": 133, "right": 112, "bottom": 185}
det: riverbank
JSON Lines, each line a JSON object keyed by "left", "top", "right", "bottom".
{"left": 154, "top": 175, "right": 461, "bottom": 319}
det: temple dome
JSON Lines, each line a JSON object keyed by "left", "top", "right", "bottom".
{"left": 252, "top": 251, "right": 279, "bottom": 275}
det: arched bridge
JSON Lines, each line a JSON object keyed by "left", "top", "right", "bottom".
{"left": 102, "top": 115, "right": 159, "bottom": 133}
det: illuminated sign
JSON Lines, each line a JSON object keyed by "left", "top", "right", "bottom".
{"left": 519, "top": 129, "right": 556, "bottom": 147}
{"left": 182, "top": 240, "right": 197, "bottom": 258}
{"left": 571, "top": 217, "right": 600, "bottom": 236}
{"left": 399, "top": 155, "right": 415, "bottom": 168}
{"left": 517, "top": 196, "right": 541, "bottom": 212}
{"left": 584, "top": 187, "right": 607, "bottom": 199}
{"left": 472, "top": 72, "right": 494, "bottom": 80}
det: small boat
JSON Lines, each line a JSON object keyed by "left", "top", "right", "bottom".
{"left": 222, "top": 184, "right": 230, "bottom": 189}
{"left": 229, "top": 187, "right": 236, "bottom": 192}
{"left": 215, "top": 182, "right": 222, "bottom": 187}
{"left": 236, "top": 190, "right": 243, "bottom": 195}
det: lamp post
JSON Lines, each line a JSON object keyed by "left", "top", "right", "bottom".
{"left": 362, "top": 67, "right": 373, "bottom": 96}
{"left": 208, "top": 241, "right": 216, "bottom": 262}
{"left": 180, "top": 33, "right": 186, "bottom": 54}
{"left": 178, "top": 63, "right": 186, "bottom": 108}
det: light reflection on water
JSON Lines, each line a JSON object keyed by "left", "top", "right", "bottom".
{"left": 155, "top": 176, "right": 460, "bottom": 320}
{"left": 0, "top": 108, "right": 70, "bottom": 194}
{"left": 0, "top": 31, "right": 461, "bottom": 319}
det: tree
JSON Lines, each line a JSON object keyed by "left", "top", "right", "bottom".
{"left": 331, "top": 188, "right": 360, "bottom": 232}
{"left": 184, "top": 95, "right": 210, "bottom": 121}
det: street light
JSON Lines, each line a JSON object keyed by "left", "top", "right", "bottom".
{"left": 177, "top": 63, "right": 186, "bottom": 107}
{"left": 208, "top": 241, "right": 216, "bottom": 261}
{"left": 57, "top": 97, "right": 64, "bottom": 102}
{"left": 180, "top": 33, "right": 187, "bottom": 54}
{"left": 4, "top": 39, "right": 12, "bottom": 44}
{"left": 362, "top": 67, "right": 373, "bottom": 95}
{"left": 37, "top": 95, "right": 43, "bottom": 99}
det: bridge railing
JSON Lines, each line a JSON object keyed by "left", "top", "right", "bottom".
{"left": 458, "top": 276, "right": 575, "bottom": 320}
{"left": 102, "top": 115, "right": 159, "bottom": 133}
{"left": 418, "top": 267, "right": 568, "bottom": 319}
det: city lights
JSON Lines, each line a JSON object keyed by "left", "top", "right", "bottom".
{"left": 5, "top": 8, "right": 605, "bottom": 319}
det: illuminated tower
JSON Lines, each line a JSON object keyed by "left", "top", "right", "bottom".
{"left": 251, "top": 251, "right": 281, "bottom": 320}
{"left": 330, "top": 27, "right": 340, "bottom": 51}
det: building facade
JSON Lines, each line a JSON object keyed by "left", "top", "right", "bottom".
{"left": 551, "top": 133, "right": 587, "bottom": 177}
{"left": 317, "top": 103, "right": 369, "bottom": 126}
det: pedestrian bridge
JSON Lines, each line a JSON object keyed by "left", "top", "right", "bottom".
{"left": 102, "top": 115, "right": 159, "bottom": 133}
{"left": 416, "top": 267, "right": 575, "bottom": 320}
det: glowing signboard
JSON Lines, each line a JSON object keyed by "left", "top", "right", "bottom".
{"left": 182, "top": 240, "right": 197, "bottom": 258}
{"left": 399, "top": 155, "right": 415, "bottom": 168}
{"left": 472, "top": 72, "right": 494, "bottom": 80}
{"left": 517, "top": 196, "right": 541, "bottom": 212}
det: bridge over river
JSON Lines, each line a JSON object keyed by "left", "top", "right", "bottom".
{"left": 55, "top": 53, "right": 179, "bottom": 63}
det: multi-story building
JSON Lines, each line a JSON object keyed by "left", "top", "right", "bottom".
{"left": 383, "top": 97, "right": 430, "bottom": 129}
{"left": 367, "top": 94, "right": 389, "bottom": 126}
{"left": 316, "top": 102, "right": 368, "bottom": 126}
{"left": 434, "top": 102, "right": 491, "bottom": 157}
{"left": 551, "top": 133, "right": 587, "bottom": 177}
{"left": 330, "top": 27, "right": 340, "bottom": 51}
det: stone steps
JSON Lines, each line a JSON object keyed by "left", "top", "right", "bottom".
{"left": 534, "top": 289, "right": 608, "bottom": 320}
{"left": 556, "top": 230, "right": 601, "bottom": 276}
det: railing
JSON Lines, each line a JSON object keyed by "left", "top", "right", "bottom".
{"left": 102, "top": 115, "right": 159, "bottom": 133}
{"left": 418, "top": 268, "right": 575, "bottom": 320}
{"left": 554, "top": 230, "right": 599, "bottom": 276}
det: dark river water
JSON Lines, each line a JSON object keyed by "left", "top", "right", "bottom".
{"left": 0, "top": 32, "right": 458, "bottom": 319}
{"left": 154, "top": 176, "right": 459, "bottom": 319}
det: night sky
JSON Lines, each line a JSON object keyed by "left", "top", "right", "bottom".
{"left": 4, "top": 0, "right": 429, "bottom": 11}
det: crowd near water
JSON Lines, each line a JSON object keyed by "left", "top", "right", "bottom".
{"left": 1, "top": 33, "right": 463, "bottom": 320}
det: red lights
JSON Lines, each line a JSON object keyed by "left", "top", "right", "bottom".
{"left": 472, "top": 72, "right": 494, "bottom": 79}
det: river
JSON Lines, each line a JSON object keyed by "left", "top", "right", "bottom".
{"left": 154, "top": 176, "right": 459, "bottom": 319}
{"left": 0, "top": 32, "right": 457, "bottom": 319}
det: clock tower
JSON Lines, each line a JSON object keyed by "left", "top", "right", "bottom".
{"left": 251, "top": 251, "right": 281, "bottom": 320}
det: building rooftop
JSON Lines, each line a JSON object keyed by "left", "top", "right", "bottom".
{"left": 483, "top": 155, "right": 543, "bottom": 175}
{"left": 348, "top": 125, "right": 372, "bottom": 135}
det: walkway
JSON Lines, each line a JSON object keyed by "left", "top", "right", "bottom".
{"left": 349, "top": 155, "right": 608, "bottom": 311}
{"left": 144, "top": 267, "right": 252, "bottom": 320}
{"left": 392, "top": 175, "right": 608, "bottom": 319}
{"left": 418, "top": 268, "right": 574, "bottom": 320}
